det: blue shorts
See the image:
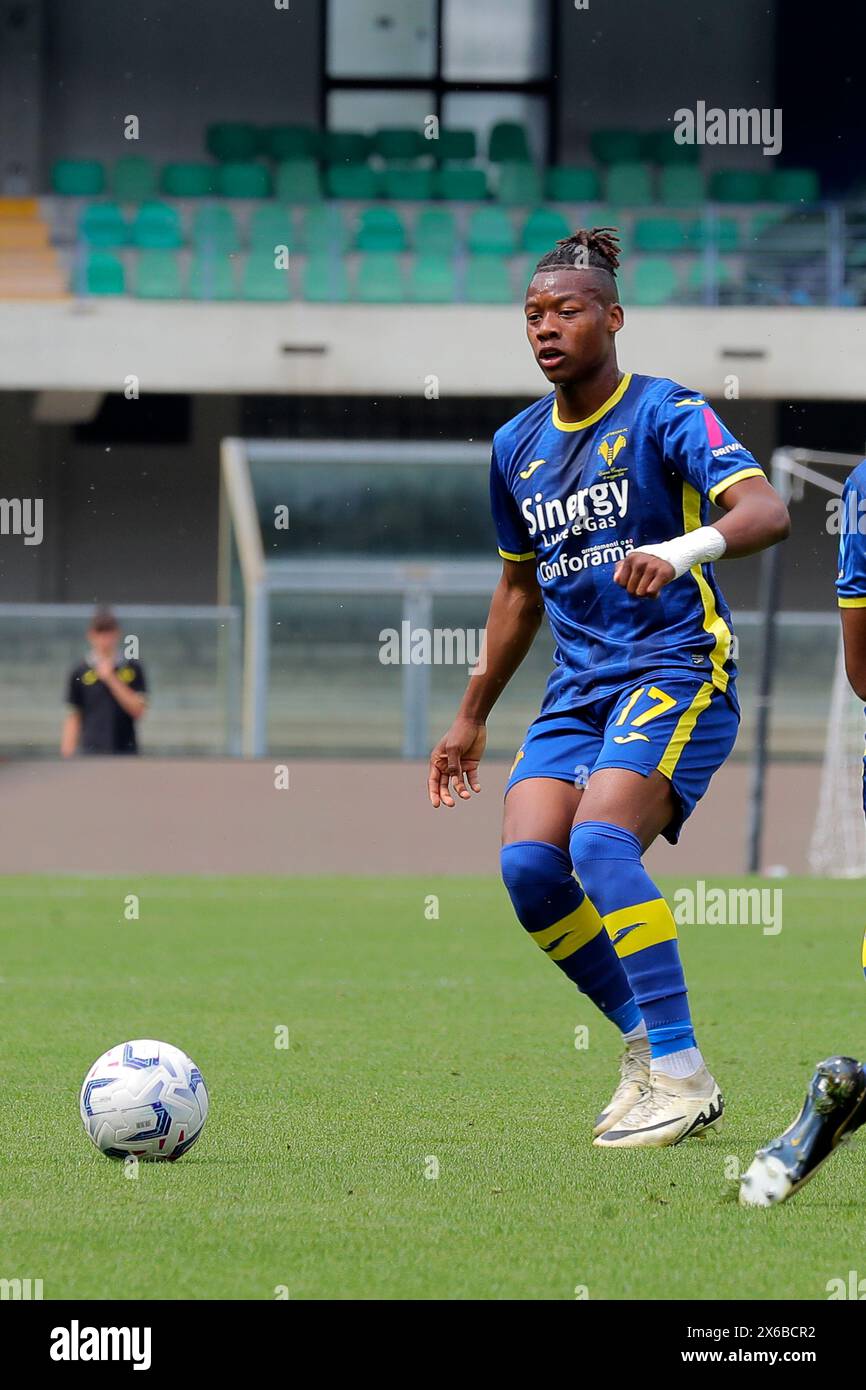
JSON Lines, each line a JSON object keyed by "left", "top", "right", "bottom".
{"left": 505, "top": 676, "right": 740, "bottom": 844}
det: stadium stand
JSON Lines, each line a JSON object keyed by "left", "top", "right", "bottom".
{"left": 16, "top": 120, "right": 851, "bottom": 308}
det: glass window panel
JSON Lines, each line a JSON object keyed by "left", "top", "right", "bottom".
{"left": 327, "top": 88, "right": 434, "bottom": 135}
{"left": 442, "top": 0, "right": 549, "bottom": 81}
{"left": 442, "top": 91, "right": 547, "bottom": 165}
{"left": 249, "top": 457, "right": 497, "bottom": 561}
{"left": 328, "top": 0, "right": 437, "bottom": 78}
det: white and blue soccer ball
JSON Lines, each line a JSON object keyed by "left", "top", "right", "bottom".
{"left": 80, "top": 1039, "right": 209, "bottom": 1160}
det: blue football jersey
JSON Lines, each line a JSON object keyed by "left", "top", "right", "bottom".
{"left": 836, "top": 459, "right": 866, "bottom": 607}
{"left": 489, "top": 372, "right": 765, "bottom": 713}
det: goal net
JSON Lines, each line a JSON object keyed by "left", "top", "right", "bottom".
{"left": 768, "top": 448, "right": 866, "bottom": 877}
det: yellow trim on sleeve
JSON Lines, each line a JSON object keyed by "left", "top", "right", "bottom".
{"left": 708, "top": 466, "right": 765, "bottom": 504}
{"left": 498, "top": 547, "right": 535, "bottom": 562}
{"left": 551, "top": 372, "right": 632, "bottom": 432}
{"left": 657, "top": 681, "right": 715, "bottom": 779}
{"left": 838, "top": 596, "right": 866, "bottom": 608}
{"left": 682, "top": 481, "right": 733, "bottom": 692}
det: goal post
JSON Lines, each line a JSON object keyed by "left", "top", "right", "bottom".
{"left": 748, "top": 447, "right": 866, "bottom": 876}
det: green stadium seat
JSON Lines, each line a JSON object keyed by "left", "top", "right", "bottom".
{"left": 433, "top": 165, "right": 487, "bottom": 200}
{"left": 634, "top": 216, "right": 689, "bottom": 253}
{"left": 206, "top": 123, "right": 260, "bottom": 162}
{"left": 374, "top": 128, "right": 425, "bottom": 162}
{"left": 381, "top": 165, "right": 435, "bottom": 201}
{"left": 488, "top": 122, "right": 531, "bottom": 163}
{"left": 659, "top": 166, "right": 705, "bottom": 206}
{"left": 591, "top": 130, "right": 642, "bottom": 164}
{"left": 82, "top": 250, "right": 125, "bottom": 295}
{"left": 131, "top": 201, "right": 184, "bottom": 249}
{"left": 408, "top": 253, "right": 457, "bottom": 303}
{"left": 521, "top": 207, "right": 571, "bottom": 255}
{"left": 766, "top": 168, "right": 820, "bottom": 204}
{"left": 496, "top": 162, "right": 543, "bottom": 206}
{"left": 321, "top": 131, "right": 371, "bottom": 164}
{"left": 749, "top": 209, "right": 788, "bottom": 242}
{"left": 355, "top": 252, "right": 404, "bottom": 302}
{"left": 264, "top": 125, "right": 319, "bottom": 162}
{"left": 465, "top": 254, "right": 513, "bottom": 303}
{"left": 161, "top": 163, "right": 218, "bottom": 197}
{"left": 79, "top": 201, "right": 128, "bottom": 247}
{"left": 241, "top": 252, "right": 291, "bottom": 300}
{"left": 249, "top": 205, "right": 297, "bottom": 254}
{"left": 709, "top": 169, "right": 767, "bottom": 203}
{"left": 301, "top": 254, "right": 350, "bottom": 301}
{"left": 325, "top": 164, "right": 382, "bottom": 199}
{"left": 641, "top": 130, "right": 700, "bottom": 165}
{"left": 274, "top": 159, "right": 322, "bottom": 204}
{"left": 413, "top": 208, "right": 458, "bottom": 255}
{"left": 135, "top": 248, "right": 184, "bottom": 298}
{"left": 434, "top": 129, "right": 476, "bottom": 162}
{"left": 629, "top": 257, "right": 679, "bottom": 305}
{"left": 688, "top": 216, "right": 740, "bottom": 251}
{"left": 112, "top": 156, "right": 157, "bottom": 201}
{"left": 545, "top": 166, "right": 601, "bottom": 202}
{"left": 356, "top": 207, "right": 406, "bottom": 252}
{"left": 467, "top": 206, "right": 516, "bottom": 254}
{"left": 217, "top": 162, "right": 272, "bottom": 199}
{"left": 192, "top": 206, "right": 239, "bottom": 253}
{"left": 52, "top": 159, "right": 105, "bottom": 196}
{"left": 686, "top": 257, "right": 737, "bottom": 296}
{"left": 302, "top": 204, "right": 348, "bottom": 252}
{"left": 606, "top": 162, "right": 654, "bottom": 206}
{"left": 188, "top": 253, "right": 237, "bottom": 299}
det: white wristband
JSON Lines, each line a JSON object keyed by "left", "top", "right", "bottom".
{"left": 632, "top": 525, "right": 727, "bottom": 581}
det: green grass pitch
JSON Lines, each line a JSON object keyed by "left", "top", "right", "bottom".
{"left": 2, "top": 874, "right": 866, "bottom": 1301}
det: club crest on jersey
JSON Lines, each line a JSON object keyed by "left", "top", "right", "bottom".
{"left": 598, "top": 434, "right": 626, "bottom": 467}
{"left": 596, "top": 427, "right": 629, "bottom": 480}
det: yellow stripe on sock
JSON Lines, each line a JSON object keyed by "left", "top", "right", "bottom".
{"left": 530, "top": 898, "right": 603, "bottom": 960}
{"left": 656, "top": 680, "right": 715, "bottom": 779}
{"left": 604, "top": 898, "right": 677, "bottom": 958}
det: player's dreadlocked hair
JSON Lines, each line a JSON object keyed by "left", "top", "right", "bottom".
{"left": 533, "top": 226, "right": 621, "bottom": 284}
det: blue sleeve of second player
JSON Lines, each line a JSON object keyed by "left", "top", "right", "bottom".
{"left": 837, "top": 466, "right": 866, "bottom": 605}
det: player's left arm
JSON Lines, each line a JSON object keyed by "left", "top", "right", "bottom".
{"left": 615, "top": 393, "right": 789, "bottom": 598}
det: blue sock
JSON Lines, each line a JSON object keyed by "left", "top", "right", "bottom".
{"left": 501, "top": 840, "right": 640, "bottom": 1032}
{"left": 569, "top": 820, "right": 697, "bottom": 1062}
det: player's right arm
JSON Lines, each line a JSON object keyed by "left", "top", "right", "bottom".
{"left": 61, "top": 668, "right": 84, "bottom": 757}
{"left": 61, "top": 708, "right": 81, "bottom": 757}
{"left": 427, "top": 557, "right": 543, "bottom": 808}
{"left": 837, "top": 465, "right": 866, "bottom": 700}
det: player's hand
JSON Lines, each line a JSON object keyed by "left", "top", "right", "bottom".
{"left": 427, "top": 717, "right": 486, "bottom": 808}
{"left": 613, "top": 551, "right": 675, "bottom": 598}
{"left": 95, "top": 657, "right": 115, "bottom": 681}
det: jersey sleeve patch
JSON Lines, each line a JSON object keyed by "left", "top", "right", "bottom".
{"left": 658, "top": 389, "right": 764, "bottom": 502}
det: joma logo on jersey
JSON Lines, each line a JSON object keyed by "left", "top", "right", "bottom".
{"left": 518, "top": 458, "right": 546, "bottom": 480}
{"left": 521, "top": 478, "right": 629, "bottom": 539}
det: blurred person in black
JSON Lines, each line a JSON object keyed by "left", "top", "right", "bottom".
{"left": 61, "top": 607, "right": 148, "bottom": 756}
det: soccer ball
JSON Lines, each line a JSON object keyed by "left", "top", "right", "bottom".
{"left": 80, "top": 1039, "right": 209, "bottom": 1160}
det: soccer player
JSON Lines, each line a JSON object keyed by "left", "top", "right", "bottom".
{"left": 427, "top": 228, "right": 790, "bottom": 1147}
{"left": 61, "top": 606, "right": 148, "bottom": 756}
{"left": 739, "top": 457, "right": 866, "bottom": 1203}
